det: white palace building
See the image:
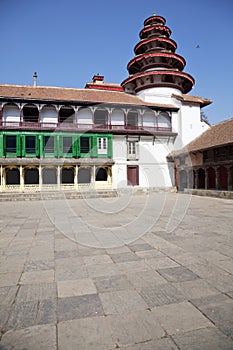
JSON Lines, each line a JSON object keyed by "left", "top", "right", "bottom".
{"left": 0, "top": 13, "right": 211, "bottom": 193}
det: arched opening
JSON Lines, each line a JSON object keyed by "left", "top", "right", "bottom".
{"left": 142, "top": 110, "right": 156, "bottom": 128}
{"left": 40, "top": 105, "right": 58, "bottom": 126}
{"left": 78, "top": 167, "right": 91, "bottom": 184}
{"left": 42, "top": 168, "right": 57, "bottom": 184}
{"left": 219, "top": 166, "right": 228, "bottom": 190}
{"left": 208, "top": 167, "right": 215, "bottom": 189}
{"left": 179, "top": 170, "right": 187, "bottom": 191}
{"left": 127, "top": 110, "right": 138, "bottom": 128}
{"left": 61, "top": 167, "right": 74, "bottom": 184}
{"left": 23, "top": 104, "right": 39, "bottom": 123}
{"left": 6, "top": 168, "right": 20, "bottom": 185}
{"left": 197, "top": 168, "right": 205, "bottom": 189}
{"left": 59, "top": 106, "right": 75, "bottom": 124}
{"left": 3, "top": 103, "right": 20, "bottom": 125}
{"left": 96, "top": 167, "right": 107, "bottom": 181}
{"left": 94, "top": 109, "right": 108, "bottom": 126}
{"left": 158, "top": 112, "right": 171, "bottom": 129}
{"left": 111, "top": 109, "right": 124, "bottom": 127}
{"left": 24, "top": 168, "right": 39, "bottom": 185}
{"left": 77, "top": 107, "right": 92, "bottom": 126}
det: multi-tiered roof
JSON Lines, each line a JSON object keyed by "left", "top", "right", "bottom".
{"left": 122, "top": 14, "right": 195, "bottom": 94}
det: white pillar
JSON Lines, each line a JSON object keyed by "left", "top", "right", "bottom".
{"left": 39, "top": 165, "right": 42, "bottom": 190}
{"left": 57, "top": 166, "right": 61, "bottom": 190}
{"left": 20, "top": 165, "right": 24, "bottom": 192}
{"left": 75, "top": 165, "right": 78, "bottom": 190}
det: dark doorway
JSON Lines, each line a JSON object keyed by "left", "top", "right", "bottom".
{"left": 25, "top": 168, "right": 39, "bottom": 184}
{"left": 127, "top": 165, "right": 139, "bottom": 186}
{"left": 43, "top": 168, "right": 57, "bottom": 184}
{"left": 96, "top": 167, "right": 107, "bottom": 181}
{"left": 61, "top": 168, "right": 74, "bottom": 184}
{"left": 6, "top": 168, "right": 20, "bottom": 185}
{"left": 78, "top": 168, "right": 91, "bottom": 184}
{"left": 219, "top": 166, "right": 228, "bottom": 190}
{"left": 197, "top": 168, "right": 205, "bottom": 189}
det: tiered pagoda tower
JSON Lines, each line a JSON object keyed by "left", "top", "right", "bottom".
{"left": 121, "top": 14, "right": 195, "bottom": 100}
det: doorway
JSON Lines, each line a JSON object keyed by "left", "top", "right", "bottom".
{"left": 127, "top": 165, "right": 139, "bottom": 186}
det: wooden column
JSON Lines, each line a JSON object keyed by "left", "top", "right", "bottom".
{"left": 204, "top": 168, "right": 208, "bottom": 189}
{"left": 194, "top": 169, "right": 198, "bottom": 189}
{"left": 227, "top": 166, "right": 232, "bottom": 191}
{"left": 215, "top": 167, "right": 220, "bottom": 190}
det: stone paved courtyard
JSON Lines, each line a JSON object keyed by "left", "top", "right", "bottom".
{"left": 0, "top": 192, "right": 233, "bottom": 349}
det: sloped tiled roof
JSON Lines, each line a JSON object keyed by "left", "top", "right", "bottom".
{"left": 172, "top": 118, "right": 233, "bottom": 156}
{"left": 172, "top": 93, "right": 212, "bottom": 107}
{"left": 0, "top": 84, "right": 176, "bottom": 109}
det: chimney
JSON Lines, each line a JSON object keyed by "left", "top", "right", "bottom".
{"left": 33, "top": 72, "right": 38, "bottom": 87}
{"left": 92, "top": 74, "right": 104, "bottom": 84}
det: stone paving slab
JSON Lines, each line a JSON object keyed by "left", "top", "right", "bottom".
{"left": 58, "top": 316, "right": 115, "bottom": 350}
{"left": 152, "top": 301, "right": 213, "bottom": 335}
{"left": 58, "top": 294, "right": 104, "bottom": 322}
{"left": 139, "top": 283, "right": 186, "bottom": 307}
{"left": 57, "top": 278, "right": 97, "bottom": 298}
{"left": 16, "top": 283, "right": 57, "bottom": 302}
{"left": 108, "top": 309, "right": 165, "bottom": 346}
{"left": 172, "top": 327, "right": 233, "bottom": 350}
{"left": 0, "top": 324, "right": 57, "bottom": 350}
{"left": 99, "top": 289, "right": 148, "bottom": 315}
{"left": 94, "top": 274, "right": 133, "bottom": 293}
{"left": 157, "top": 266, "right": 200, "bottom": 282}
{"left": 0, "top": 193, "right": 233, "bottom": 349}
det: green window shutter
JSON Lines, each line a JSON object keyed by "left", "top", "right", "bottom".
{"left": 36, "top": 135, "right": 40, "bottom": 157}
{"left": 59, "top": 135, "right": 63, "bottom": 157}
{"left": 76, "top": 137, "right": 80, "bottom": 157}
{"left": 0, "top": 134, "right": 4, "bottom": 157}
{"left": 91, "top": 135, "right": 97, "bottom": 157}
{"left": 21, "top": 135, "right": 26, "bottom": 157}
{"left": 39, "top": 135, "right": 44, "bottom": 157}
{"left": 72, "top": 136, "right": 77, "bottom": 157}
{"left": 108, "top": 136, "right": 112, "bottom": 157}
{"left": 16, "top": 135, "right": 21, "bottom": 157}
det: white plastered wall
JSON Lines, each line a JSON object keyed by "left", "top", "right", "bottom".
{"left": 112, "top": 135, "right": 175, "bottom": 189}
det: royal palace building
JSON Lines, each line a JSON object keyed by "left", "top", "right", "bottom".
{"left": 0, "top": 14, "right": 211, "bottom": 193}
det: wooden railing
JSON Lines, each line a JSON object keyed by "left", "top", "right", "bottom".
{"left": 0, "top": 121, "right": 172, "bottom": 133}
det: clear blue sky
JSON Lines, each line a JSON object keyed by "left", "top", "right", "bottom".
{"left": 1, "top": 0, "right": 232, "bottom": 124}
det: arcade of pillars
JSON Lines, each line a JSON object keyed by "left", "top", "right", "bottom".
{"left": 0, "top": 165, "right": 113, "bottom": 192}
{"left": 178, "top": 166, "right": 233, "bottom": 191}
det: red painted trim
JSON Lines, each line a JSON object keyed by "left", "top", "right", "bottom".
{"left": 85, "top": 84, "right": 124, "bottom": 92}
{"left": 144, "top": 15, "right": 166, "bottom": 26}
{"left": 134, "top": 37, "right": 177, "bottom": 54}
{"left": 140, "top": 25, "right": 171, "bottom": 38}
{"left": 127, "top": 52, "right": 186, "bottom": 72}
{"left": 122, "top": 70, "right": 195, "bottom": 86}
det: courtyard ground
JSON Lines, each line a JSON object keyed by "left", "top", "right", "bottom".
{"left": 0, "top": 192, "right": 233, "bottom": 349}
